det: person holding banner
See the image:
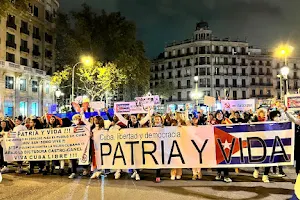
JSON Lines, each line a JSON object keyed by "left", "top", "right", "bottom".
{"left": 0, "top": 120, "right": 12, "bottom": 174}
{"left": 213, "top": 110, "right": 233, "bottom": 183}
{"left": 252, "top": 108, "right": 272, "bottom": 183}
{"left": 26, "top": 119, "right": 45, "bottom": 175}
{"left": 115, "top": 111, "right": 153, "bottom": 181}
{"left": 13, "top": 116, "right": 27, "bottom": 174}
{"left": 90, "top": 116, "right": 105, "bottom": 179}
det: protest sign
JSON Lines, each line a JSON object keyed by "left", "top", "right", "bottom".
{"left": 221, "top": 99, "right": 255, "bottom": 111}
{"left": 93, "top": 122, "right": 294, "bottom": 169}
{"left": 135, "top": 95, "right": 160, "bottom": 107}
{"left": 114, "top": 102, "right": 148, "bottom": 114}
{"left": 3, "top": 126, "right": 90, "bottom": 162}
{"left": 204, "top": 96, "right": 216, "bottom": 107}
{"left": 90, "top": 101, "right": 105, "bottom": 111}
{"left": 285, "top": 94, "right": 300, "bottom": 111}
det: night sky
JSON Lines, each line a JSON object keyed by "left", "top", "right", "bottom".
{"left": 60, "top": 0, "right": 300, "bottom": 59}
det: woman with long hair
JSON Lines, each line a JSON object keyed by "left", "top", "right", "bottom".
{"left": 26, "top": 119, "right": 45, "bottom": 175}
{"left": 0, "top": 120, "right": 12, "bottom": 173}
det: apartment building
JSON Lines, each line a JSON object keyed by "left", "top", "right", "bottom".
{"left": 0, "top": 0, "right": 59, "bottom": 117}
{"left": 150, "top": 21, "right": 299, "bottom": 108}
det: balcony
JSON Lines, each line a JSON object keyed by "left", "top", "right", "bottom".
{"left": 6, "top": 41, "right": 16, "bottom": 49}
{"left": 266, "top": 72, "right": 272, "bottom": 76}
{"left": 175, "top": 65, "right": 182, "bottom": 69}
{"left": 6, "top": 21, "right": 17, "bottom": 30}
{"left": 250, "top": 62, "right": 256, "bottom": 66}
{"left": 0, "top": 60, "right": 46, "bottom": 76}
{"left": 184, "top": 74, "right": 191, "bottom": 77}
{"left": 187, "top": 85, "right": 192, "bottom": 89}
{"left": 258, "top": 72, "right": 264, "bottom": 75}
{"left": 185, "top": 64, "right": 192, "bottom": 67}
{"left": 240, "top": 63, "right": 248, "bottom": 66}
{"left": 33, "top": 33, "right": 41, "bottom": 40}
{"left": 250, "top": 72, "right": 257, "bottom": 75}
{"left": 20, "top": 46, "right": 29, "bottom": 53}
{"left": 240, "top": 73, "right": 248, "bottom": 76}
{"left": 167, "top": 66, "right": 173, "bottom": 70}
{"left": 20, "top": 27, "right": 29, "bottom": 35}
{"left": 215, "top": 85, "right": 224, "bottom": 88}
{"left": 167, "top": 76, "right": 173, "bottom": 79}
{"left": 175, "top": 75, "right": 182, "bottom": 78}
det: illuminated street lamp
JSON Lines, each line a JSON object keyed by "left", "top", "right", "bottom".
{"left": 191, "top": 76, "right": 201, "bottom": 106}
{"left": 275, "top": 44, "right": 294, "bottom": 101}
{"left": 71, "top": 56, "right": 94, "bottom": 102}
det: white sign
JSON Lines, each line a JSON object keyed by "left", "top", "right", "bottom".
{"left": 204, "top": 96, "right": 216, "bottom": 107}
{"left": 135, "top": 95, "right": 160, "bottom": 107}
{"left": 90, "top": 101, "right": 105, "bottom": 111}
{"left": 221, "top": 99, "right": 256, "bottom": 111}
{"left": 3, "top": 126, "right": 90, "bottom": 162}
{"left": 93, "top": 122, "right": 294, "bottom": 169}
{"left": 285, "top": 94, "right": 300, "bottom": 111}
{"left": 114, "top": 102, "right": 148, "bottom": 114}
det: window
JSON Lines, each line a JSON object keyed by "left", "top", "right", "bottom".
{"left": 186, "top": 59, "right": 190, "bottom": 66}
{"left": 177, "top": 60, "right": 180, "bottom": 66}
{"left": 31, "top": 102, "right": 38, "bottom": 116}
{"left": 224, "top": 68, "right": 228, "bottom": 75}
{"left": 6, "top": 52, "right": 15, "bottom": 63}
{"left": 252, "top": 90, "right": 256, "bottom": 96}
{"left": 242, "top": 68, "right": 246, "bottom": 75}
{"left": 242, "top": 79, "right": 246, "bottom": 87}
{"left": 267, "top": 90, "right": 271, "bottom": 95}
{"left": 242, "top": 91, "right": 246, "bottom": 99}
{"left": 33, "top": 61, "right": 39, "bottom": 69}
{"left": 241, "top": 58, "right": 246, "bottom": 65}
{"left": 4, "top": 101, "right": 13, "bottom": 118}
{"left": 33, "top": 44, "right": 40, "bottom": 56}
{"left": 233, "top": 79, "right": 237, "bottom": 87}
{"left": 161, "top": 73, "right": 164, "bottom": 79}
{"left": 161, "top": 65, "right": 164, "bottom": 70}
{"left": 168, "top": 62, "right": 172, "bottom": 68}
{"left": 20, "top": 79, "right": 26, "bottom": 91}
{"left": 34, "top": 6, "right": 39, "bottom": 17}
{"left": 187, "top": 91, "right": 191, "bottom": 100}
{"left": 20, "top": 39, "right": 29, "bottom": 52}
{"left": 6, "top": 32, "right": 16, "bottom": 48}
{"left": 252, "top": 78, "right": 255, "bottom": 84}
{"left": 33, "top": 26, "right": 40, "bottom": 40}
{"left": 224, "top": 57, "right": 228, "bottom": 65}
{"left": 155, "top": 73, "right": 158, "bottom": 79}
{"left": 225, "top": 79, "right": 228, "bottom": 87}
{"left": 178, "top": 92, "right": 181, "bottom": 100}
{"left": 267, "top": 78, "right": 271, "bottom": 84}
{"left": 216, "top": 79, "right": 220, "bottom": 86}
{"left": 155, "top": 82, "right": 158, "bottom": 86}
{"left": 6, "top": 15, "right": 16, "bottom": 29}
{"left": 32, "top": 80, "right": 38, "bottom": 92}
{"left": 155, "top": 66, "right": 158, "bottom": 71}
{"left": 20, "top": 102, "right": 27, "bottom": 117}
{"left": 45, "top": 49, "right": 52, "bottom": 59}
{"left": 259, "top": 68, "right": 263, "bottom": 74}
{"left": 21, "top": 21, "right": 28, "bottom": 32}
{"left": 259, "top": 78, "right": 263, "bottom": 84}
{"left": 177, "top": 70, "right": 181, "bottom": 77}
{"left": 187, "top": 80, "right": 190, "bottom": 87}
{"left": 150, "top": 82, "right": 153, "bottom": 88}
{"left": 267, "top": 68, "right": 271, "bottom": 74}
{"left": 232, "top": 68, "right": 236, "bottom": 75}
{"left": 215, "top": 67, "right": 219, "bottom": 75}
{"left": 178, "top": 81, "right": 181, "bottom": 88}
{"left": 5, "top": 76, "right": 14, "bottom": 89}
{"left": 177, "top": 49, "right": 181, "bottom": 56}
{"left": 195, "top": 68, "right": 199, "bottom": 76}
{"left": 233, "top": 91, "right": 237, "bottom": 99}
{"left": 294, "top": 71, "right": 297, "bottom": 78}
{"left": 232, "top": 57, "right": 236, "bottom": 65}
{"left": 45, "top": 10, "right": 53, "bottom": 22}
{"left": 21, "top": 57, "right": 28, "bottom": 66}
{"left": 260, "top": 90, "right": 263, "bottom": 95}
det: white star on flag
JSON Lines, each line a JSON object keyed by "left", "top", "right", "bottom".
{"left": 222, "top": 140, "right": 231, "bottom": 150}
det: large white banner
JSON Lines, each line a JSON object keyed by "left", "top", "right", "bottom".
{"left": 3, "top": 126, "right": 90, "bottom": 162}
{"left": 221, "top": 99, "right": 256, "bottom": 111}
{"left": 93, "top": 122, "right": 294, "bottom": 169}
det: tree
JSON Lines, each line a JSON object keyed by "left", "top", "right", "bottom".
{"left": 153, "top": 80, "right": 175, "bottom": 99}
{"left": 51, "top": 62, "right": 126, "bottom": 101}
{"left": 0, "top": 0, "right": 29, "bottom": 16}
{"left": 55, "top": 4, "right": 150, "bottom": 100}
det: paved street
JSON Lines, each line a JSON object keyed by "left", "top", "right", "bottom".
{"left": 0, "top": 167, "right": 296, "bottom": 200}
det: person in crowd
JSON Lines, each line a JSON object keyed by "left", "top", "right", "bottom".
{"left": 24, "top": 118, "right": 31, "bottom": 129}
{"left": 152, "top": 115, "right": 164, "bottom": 183}
{"left": 26, "top": 119, "right": 45, "bottom": 175}
{"left": 285, "top": 109, "right": 300, "bottom": 175}
{"left": 115, "top": 110, "right": 153, "bottom": 181}
{"left": 0, "top": 120, "right": 12, "bottom": 173}
{"left": 231, "top": 111, "right": 244, "bottom": 123}
{"left": 13, "top": 116, "right": 27, "bottom": 173}
{"left": 213, "top": 110, "right": 233, "bottom": 183}
{"left": 90, "top": 116, "right": 105, "bottom": 179}
{"left": 269, "top": 110, "right": 286, "bottom": 177}
{"left": 252, "top": 108, "right": 271, "bottom": 183}
{"left": 59, "top": 118, "right": 73, "bottom": 176}
{"left": 43, "top": 115, "right": 61, "bottom": 175}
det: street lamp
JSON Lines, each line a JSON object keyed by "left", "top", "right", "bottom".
{"left": 71, "top": 56, "right": 94, "bottom": 102}
{"left": 192, "top": 76, "right": 200, "bottom": 106}
{"left": 275, "top": 44, "right": 294, "bottom": 101}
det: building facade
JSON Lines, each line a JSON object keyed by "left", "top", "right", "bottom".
{"left": 150, "top": 21, "right": 300, "bottom": 108}
{"left": 0, "top": 0, "right": 59, "bottom": 117}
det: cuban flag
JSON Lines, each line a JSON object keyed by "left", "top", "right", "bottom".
{"left": 214, "top": 122, "right": 294, "bottom": 167}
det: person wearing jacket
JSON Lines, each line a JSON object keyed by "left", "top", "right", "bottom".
{"left": 0, "top": 120, "right": 12, "bottom": 173}
{"left": 13, "top": 116, "right": 27, "bottom": 174}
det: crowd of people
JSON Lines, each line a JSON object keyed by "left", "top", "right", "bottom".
{"left": 0, "top": 105, "right": 299, "bottom": 184}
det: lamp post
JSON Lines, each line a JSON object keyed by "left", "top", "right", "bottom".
{"left": 194, "top": 76, "right": 199, "bottom": 106}
{"left": 71, "top": 56, "right": 94, "bottom": 103}
{"left": 55, "top": 89, "right": 62, "bottom": 113}
{"left": 275, "top": 44, "right": 294, "bottom": 101}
